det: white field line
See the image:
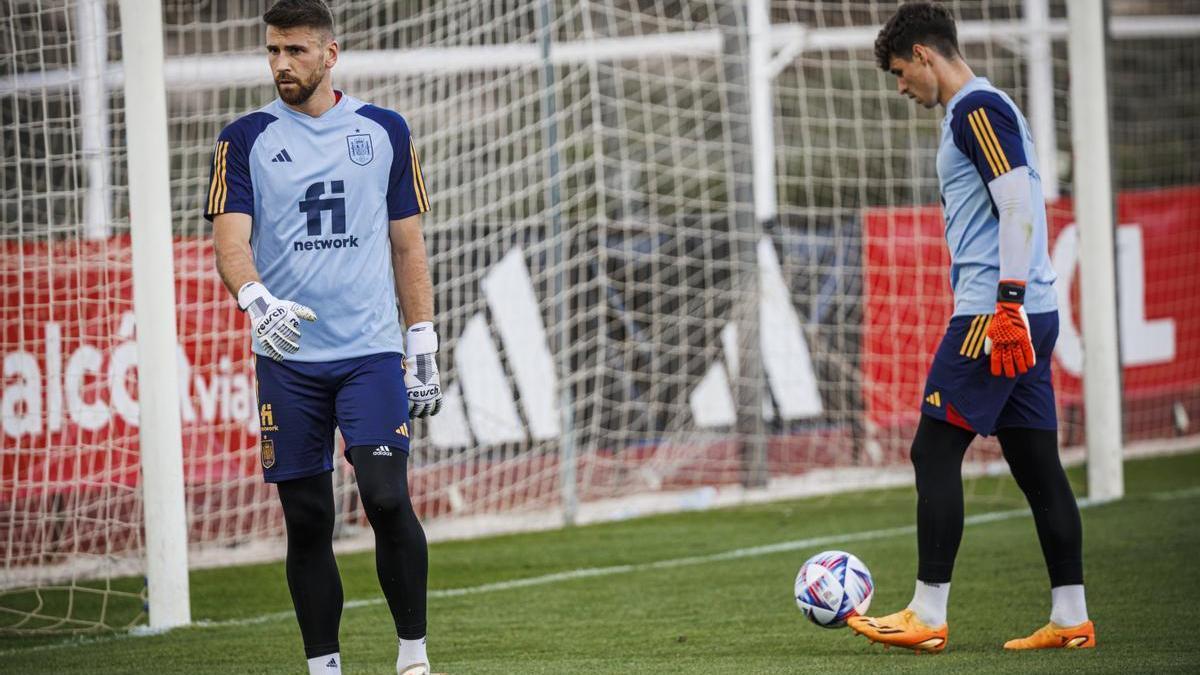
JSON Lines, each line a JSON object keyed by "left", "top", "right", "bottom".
{"left": 15, "top": 437, "right": 1194, "bottom": 590}
{"left": 4, "top": 485, "right": 1198, "bottom": 656}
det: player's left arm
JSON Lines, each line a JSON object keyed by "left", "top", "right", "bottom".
{"left": 384, "top": 116, "right": 442, "bottom": 417}
{"left": 390, "top": 214, "right": 442, "bottom": 418}
{"left": 951, "top": 92, "right": 1038, "bottom": 377}
{"left": 390, "top": 215, "right": 434, "bottom": 326}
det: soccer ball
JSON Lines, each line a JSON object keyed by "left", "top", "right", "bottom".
{"left": 794, "top": 550, "right": 874, "bottom": 628}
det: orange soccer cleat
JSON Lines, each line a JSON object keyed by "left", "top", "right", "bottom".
{"left": 1003, "top": 620, "right": 1095, "bottom": 650}
{"left": 847, "top": 609, "right": 948, "bottom": 653}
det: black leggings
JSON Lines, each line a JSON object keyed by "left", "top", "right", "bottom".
{"left": 911, "top": 415, "right": 1083, "bottom": 587}
{"left": 997, "top": 427, "right": 1085, "bottom": 587}
{"left": 277, "top": 471, "right": 342, "bottom": 659}
{"left": 276, "top": 447, "right": 428, "bottom": 659}
{"left": 348, "top": 445, "right": 428, "bottom": 640}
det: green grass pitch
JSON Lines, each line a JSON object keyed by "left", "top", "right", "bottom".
{"left": 3, "top": 452, "right": 1199, "bottom": 673}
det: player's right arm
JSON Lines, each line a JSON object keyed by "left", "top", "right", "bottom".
{"left": 213, "top": 212, "right": 260, "bottom": 296}
{"left": 205, "top": 128, "right": 315, "bottom": 361}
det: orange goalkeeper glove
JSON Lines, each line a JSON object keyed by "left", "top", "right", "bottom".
{"left": 983, "top": 280, "right": 1036, "bottom": 378}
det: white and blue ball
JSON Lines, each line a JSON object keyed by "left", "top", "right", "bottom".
{"left": 794, "top": 550, "right": 874, "bottom": 628}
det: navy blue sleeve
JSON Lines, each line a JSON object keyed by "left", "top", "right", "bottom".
{"left": 203, "top": 112, "right": 275, "bottom": 222}
{"left": 355, "top": 105, "right": 429, "bottom": 219}
{"left": 949, "top": 91, "right": 1028, "bottom": 182}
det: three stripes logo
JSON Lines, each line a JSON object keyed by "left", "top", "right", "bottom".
{"left": 925, "top": 391, "right": 942, "bottom": 408}
{"left": 271, "top": 148, "right": 293, "bottom": 163}
{"left": 959, "top": 314, "right": 993, "bottom": 360}
{"left": 966, "top": 107, "right": 1012, "bottom": 178}
{"left": 409, "top": 139, "right": 430, "bottom": 213}
{"left": 207, "top": 140, "right": 230, "bottom": 215}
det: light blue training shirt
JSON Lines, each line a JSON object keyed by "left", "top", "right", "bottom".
{"left": 937, "top": 77, "right": 1057, "bottom": 316}
{"left": 204, "top": 92, "right": 430, "bottom": 361}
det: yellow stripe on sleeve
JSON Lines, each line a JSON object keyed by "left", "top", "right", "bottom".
{"left": 976, "top": 109, "right": 1013, "bottom": 174}
{"left": 410, "top": 140, "right": 429, "bottom": 212}
{"left": 216, "top": 141, "right": 230, "bottom": 213}
{"left": 207, "top": 141, "right": 225, "bottom": 214}
{"left": 967, "top": 110, "right": 1002, "bottom": 178}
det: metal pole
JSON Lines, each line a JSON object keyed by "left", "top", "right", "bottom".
{"left": 748, "top": 0, "right": 778, "bottom": 224}
{"left": 1067, "top": 0, "right": 1123, "bottom": 501}
{"left": 1025, "top": 0, "right": 1060, "bottom": 201}
{"left": 723, "top": 1, "right": 767, "bottom": 488}
{"left": 118, "top": 0, "right": 191, "bottom": 629}
{"left": 538, "top": 0, "right": 578, "bottom": 525}
{"left": 77, "top": 0, "right": 112, "bottom": 239}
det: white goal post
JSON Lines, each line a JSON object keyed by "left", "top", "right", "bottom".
{"left": 1067, "top": 0, "right": 1122, "bottom": 502}
{"left": 116, "top": 0, "right": 190, "bottom": 630}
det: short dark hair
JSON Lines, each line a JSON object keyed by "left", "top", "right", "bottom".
{"left": 874, "top": 2, "right": 960, "bottom": 70}
{"left": 263, "top": 0, "right": 334, "bottom": 35}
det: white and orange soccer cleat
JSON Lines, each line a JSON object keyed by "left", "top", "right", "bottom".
{"left": 847, "top": 608, "right": 948, "bottom": 653}
{"left": 1003, "top": 620, "right": 1095, "bottom": 650}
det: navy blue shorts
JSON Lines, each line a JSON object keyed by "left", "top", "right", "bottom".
{"left": 920, "top": 311, "right": 1059, "bottom": 437}
{"left": 254, "top": 352, "right": 411, "bottom": 482}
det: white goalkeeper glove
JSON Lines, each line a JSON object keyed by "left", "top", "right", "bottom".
{"left": 404, "top": 322, "right": 443, "bottom": 418}
{"left": 237, "top": 281, "right": 317, "bottom": 361}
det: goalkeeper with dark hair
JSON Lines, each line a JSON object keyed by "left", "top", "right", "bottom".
{"left": 205, "top": 0, "right": 441, "bottom": 673}
{"left": 847, "top": 1, "right": 1093, "bottom": 653}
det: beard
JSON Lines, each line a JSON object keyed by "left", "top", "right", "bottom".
{"left": 275, "top": 67, "right": 323, "bottom": 105}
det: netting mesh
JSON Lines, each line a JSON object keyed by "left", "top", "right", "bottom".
{"left": 1, "top": 0, "right": 1197, "bottom": 632}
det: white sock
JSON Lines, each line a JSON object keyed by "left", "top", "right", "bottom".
{"left": 307, "top": 652, "right": 341, "bottom": 675}
{"left": 1050, "top": 584, "right": 1088, "bottom": 627}
{"left": 907, "top": 580, "right": 950, "bottom": 627}
{"left": 397, "top": 637, "right": 429, "bottom": 670}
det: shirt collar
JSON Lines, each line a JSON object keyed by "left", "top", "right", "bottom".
{"left": 946, "top": 77, "right": 991, "bottom": 117}
{"left": 274, "top": 90, "right": 349, "bottom": 124}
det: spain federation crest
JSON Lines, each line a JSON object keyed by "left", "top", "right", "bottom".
{"left": 346, "top": 134, "right": 373, "bottom": 166}
{"left": 261, "top": 438, "right": 276, "bottom": 469}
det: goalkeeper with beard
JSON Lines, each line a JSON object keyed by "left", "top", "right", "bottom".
{"left": 205, "top": 1, "right": 441, "bottom": 672}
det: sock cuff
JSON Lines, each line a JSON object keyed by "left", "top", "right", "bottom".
{"left": 303, "top": 642, "right": 341, "bottom": 660}
{"left": 1047, "top": 560, "right": 1084, "bottom": 587}
{"left": 917, "top": 564, "right": 954, "bottom": 585}
{"left": 396, "top": 623, "right": 428, "bottom": 641}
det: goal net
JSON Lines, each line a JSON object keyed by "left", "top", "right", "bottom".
{"left": 2, "top": 0, "right": 1198, "bottom": 632}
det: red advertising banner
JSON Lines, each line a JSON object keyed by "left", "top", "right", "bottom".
{"left": 1, "top": 237, "right": 259, "bottom": 498}
{"left": 862, "top": 186, "right": 1200, "bottom": 441}
{"left": 4, "top": 186, "right": 1197, "bottom": 503}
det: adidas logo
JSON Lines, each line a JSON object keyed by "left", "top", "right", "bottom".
{"left": 271, "top": 148, "right": 293, "bottom": 163}
{"left": 372, "top": 445, "right": 392, "bottom": 457}
{"left": 925, "top": 391, "right": 942, "bottom": 407}
{"left": 326, "top": 656, "right": 338, "bottom": 668}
